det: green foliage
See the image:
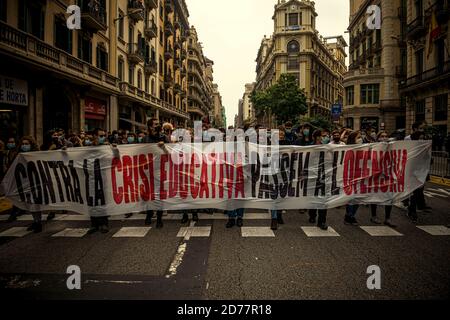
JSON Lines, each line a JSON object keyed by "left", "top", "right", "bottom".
{"left": 301, "top": 114, "right": 334, "bottom": 131}
{"left": 251, "top": 74, "right": 308, "bottom": 125}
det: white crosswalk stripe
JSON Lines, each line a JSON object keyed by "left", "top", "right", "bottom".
{"left": 113, "top": 227, "right": 152, "bottom": 238}
{"left": 0, "top": 227, "right": 32, "bottom": 237}
{"left": 301, "top": 227, "right": 340, "bottom": 237}
{"left": 417, "top": 225, "right": 450, "bottom": 236}
{"left": 52, "top": 228, "right": 89, "bottom": 238}
{"left": 360, "top": 226, "right": 403, "bottom": 237}
{"left": 241, "top": 227, "right": 275, "bottom": 238}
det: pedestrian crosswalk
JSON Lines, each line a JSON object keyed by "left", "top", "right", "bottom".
{"left": 0, "top": 220, "right": 449, "bottom": 239}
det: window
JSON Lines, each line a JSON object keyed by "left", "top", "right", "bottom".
{"left": 287, "top": 58, "right": 299, "bottom": 70}
{"left": 129, "top": 66, "right": 134, "bottom": 85}
{"left": 145, "top": 77, "right": 149, "bottom": 93}
{"left": 288, "top": 13, "right": 298, "bottom": 26}
{"left": 415, "top": 49, "right": 423, "bottom": 76}
{"left": 346, "top": 118, "right": 354, "bottom": 129}
{"left": 18, "top": 0, "right": 44, "bottom": 39}
{"left": 287, "top": 40, "right": 300, "bottom": 54}
{"left": 118, "top": 58, "right": 124, "bottom": 81}
{"left": 360, "top": 84, "right": 379, "bottom": 104}
{"left": 78, "top": 33, "right": 92, "bottom": 63}
{"left": 118, "top": 10, "right": 124, "bottom": 39}
{"left": 0, "top": 0, "right": 6, "bottom": 22}
{"left": 137, "top": 70, "right": 142, "bottom": 89}
{"left": 415, "top": 99, "right": 425, "bottom": 122}
{"left": 414, "top": 0, "right": 423, "bottom": 18}
{"left": 434, "top": 94, "right": 448, "bottom": 121}
{"left": 97, "top": 45, "right": 108, "bottom": 71}
{"left": 159, "top": 56, "right": 163, "bottom": 75}
{"left": 54, "top": 16, "right": 72, "bottom": 54}
{"left": 396, "top": 116, "right": 406, "bottom": 130}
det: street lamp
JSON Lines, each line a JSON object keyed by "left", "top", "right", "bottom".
{"left": 113, "top": 8, "right": 144, "bottom": 23}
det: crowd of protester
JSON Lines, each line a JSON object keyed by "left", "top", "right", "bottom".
{"left": 0, "top": 119, "right": 438, "bottom": 234}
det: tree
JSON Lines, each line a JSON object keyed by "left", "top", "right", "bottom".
{"left": 301, "top": 114, "right": 334, "bottom": 131}
{"left": 251, "top": 74, "right": 308, "bottom": 126}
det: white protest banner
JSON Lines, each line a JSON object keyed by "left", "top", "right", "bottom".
{"left": 0, "top": 141, "right": 431, "bottom": 216}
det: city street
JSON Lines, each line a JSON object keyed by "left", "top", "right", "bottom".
{"left": 0, "top": 183, "right": 448, "bottom": 300}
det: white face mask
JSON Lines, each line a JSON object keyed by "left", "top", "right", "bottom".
{"left": 356, "top": 138, "right": 363, "bottom": 145}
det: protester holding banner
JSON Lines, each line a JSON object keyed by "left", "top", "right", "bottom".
{"left": 308, "top": 129, "right": 329, "bottom": 231}
{"left": 370, "top": 131, "right": 396, "bottom": 228}
{"left": 330, "top": 130, "right": 346, "bottom": 145}
{"left": 300, "top": 123, "right": 314, "bottom": 146}
{"left": 344, "top": 131, "right": 362, "bottom": 226}
{"left": 144, "top": 118, "right": 168, "bottom": 228}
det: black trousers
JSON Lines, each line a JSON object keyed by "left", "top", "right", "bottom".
{"left": 147, "top": 210, "right": 163, "bottom": 219}
{"left": 308, "top": 209, "right": 327, "bottom": 224}
{"left": 408, "top": 186, "right": 426, "bottom": 215}
{"left": 370, "top": 204, "right": 392, "bottom": 220}
{"left": 90, "top": 216, "right": 108, "bottom": 228}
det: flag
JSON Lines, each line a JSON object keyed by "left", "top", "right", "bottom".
{"left": 427, "top": 11, "right": 441, "bottom": 59}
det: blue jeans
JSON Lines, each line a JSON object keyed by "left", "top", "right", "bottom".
{"left": 227, "top": 208, "right": 244, "bottom": 218}
{"left": 345, "top": 205, "right": 359, "bottom": 218}
{"left": 271, "top": 210, "right": 280, "bottom": 219}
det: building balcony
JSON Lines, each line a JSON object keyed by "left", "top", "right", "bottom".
{"left": 128, "top": 0, "right": 145, "bottom": 21}
{"left": 407, "top": 15, "right": 426, "bottom": 39}
{"left": 164, "top": 21, "right": 174, "bottom": 36}
{"left": 145, "top": 0, "right": 158, "bottom": 10}
{"left": 165, "top": 1, "right": 174, "bottom": 13}
{"left": 127, "top": 43, "right": 145, "bottom": 64}
{"left": 181, "top": 49, "right": 187, "bottom": 59}
{"left": 174, "top": 41, "right": 181, "bottom": 50}
{"left": 188, "top": 105, "right": 206, "bottom": 117}
{"left": 80, "top": 3, "right": 107, "bottom": 31}
{"left": 436, "top": 0, "right": 450, "bottom": 22}
{"left": 0, "top": 21, "right": 118, "bottom": 91}
{"left": 366, "top": 44, "right": 374, "bottom": 57}
{"left": 174, "top": 83, "right": 182, "bottom": 94}
{"left": 144, "top": 60, "right": 157, "bottom": 75}
{"left": 144, "top": 20, "right": 157, "bottom": 40}
{"left": 119, "top": 82, "right": 189, "bottom": 120}
{"left": 400, "top": 60, "right": 450, "bottom": 92}
{"left": 174, "top": 20, "right": 181, "bottom": 30}
{"left": 164, "top": 45, "right": 173, "bottom": 60}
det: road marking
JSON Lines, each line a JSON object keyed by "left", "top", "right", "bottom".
{"left": 241, "top": 227, "right": 275, "bottom": 238}
{"left": 360, "top": 226, "right": 403, "bottom": 237}
{"left": 52, "top": 228, "right": 89, "bottom": 238}
{"left": 112, "top": 227, "right": 151, "bottom": 238}
{"left": 0, "top": 227, "right": 32, "bottom": 237}
{"left": 301, "top": 227, "right": 340, "bottom": 237}
{"left": 166, "top": 242, "right": 187, "bottom": 278}
{"left": 417, "top": 225, "right": 450, "bottom": 236}
{"left": 177, "top": 226, "right": 211, "bottom": 240}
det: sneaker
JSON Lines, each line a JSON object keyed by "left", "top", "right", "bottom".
{"left": 277, "top": 213, "right": 284, "bottom": 225}
{"left": 317, "top": 223, "right": 328, "bottom": 231}
{"left": 181, "top": 213, "right": 189, "bottom": 224}
{"left": 125, "top": 213, "right": 133, "bottom": 219}
{"left": 47, "top": 212, "right": 56, "bottom": 221}
{"left": 192, "top": 213, "right": 199, "bottom": 222}
{"left": 309, "top": 217, "right": 316, "bottom": 224}
{"left": 350, "top": 217, "right": 359, "bottom": 226}
{"left": 236, "top": 217, "right": 244, "bottom": 227}
{"left": 384, "top": 220, "right": 397, "bottom": 228}
{"left": 99, "top": 224, "right": 109, "bottom": 234}
{"left": 344, "top": 215, "right": 352, "bottom": 225}
{"left": 370, "top": 217, "right": 382, "bottom": 225}
{"left": 156, "top": 218, "right": 163, "bottom": 229}
{"left": 271, "top": 219, "right": 278, "bottom": 230}
{"left": 226, "top": 218, "right": 236, "bottom": 228}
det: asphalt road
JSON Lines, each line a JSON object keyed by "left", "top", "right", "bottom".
{"left": 0, "top": 183, "right": 449, "bottom": 300}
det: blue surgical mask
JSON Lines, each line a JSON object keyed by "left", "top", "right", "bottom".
{"left": 322, "top": 136, "right": 330, "bottom": 144}
{"left": 303, "top": 129, "right": 310, "bottom": 137}
{"left": 98, "top": 137, "right": 106, "bottom": 145}
{"left": 138, "top": 137, "right": 143, "bottom": 143}
{"left": 128, "top": 137, "right": 135, "bottom": 143}
{"left": 7, "top": 143, "right": 15, "bottom": 150}
{"left": 21, "top": 145, "right": 31, "bottom": 152}
{"left": 84, "top": 139, "right": 92, "bottom": 146}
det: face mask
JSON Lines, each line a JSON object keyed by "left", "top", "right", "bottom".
{"left": 322, "top": 136, "right": 330, "bottom": 144}
{"left": 128, "top": 137, "right": 135, "bottom": 143}
{"left": 21, "top": 145, "right": 31, "bottom": 152}
{"left": 286, "top": 129, "right": 292, "bottom": 134}
{"left": 379, "top": 137, "right": 388, "bottom": 142}
{"left": 333, "top": 137, "right": 340, "bottom": 143}
{"left": 303, "top": 129, "right": 310, "bottom": 137}
{"left": 7, "top": 143, "right": 15, "bottom": 150}
{"left": 98, "top": 137, "right": 106, "bottom": 145}
{"left": 138, "top": 137, "right": 143, "bottom": 143}
{"left": 356, "top": 138, "right": 363, "bottom": 145}
{"left": 84, "top": 139, "right": 92, "bottom": 146}
{"left": 114, "top": 134, "right": 119, "bottom": 139}
{"left": 371, "top": 133, "right": 377, "bottom": 139}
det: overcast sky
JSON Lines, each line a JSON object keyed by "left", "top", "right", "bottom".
{"left": 185, "top": 0, "right": 350, "bottom": 126}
